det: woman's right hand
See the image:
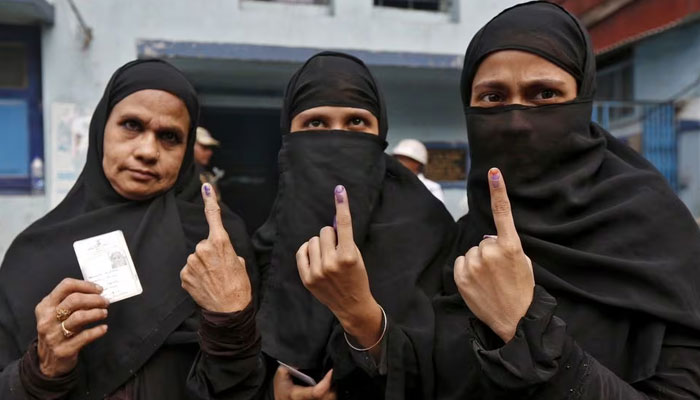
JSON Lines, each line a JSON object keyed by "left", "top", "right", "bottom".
{"left": 35, "top": 278, "right": 109, "bottom": 377}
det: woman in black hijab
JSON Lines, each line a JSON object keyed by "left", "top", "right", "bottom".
{"left": 434, "top": 2, "right": 700, "bottom": 399}
{"left": 252, "top": 51, "right": 456, "bottom": 399}
{"left": 0, "top": 59, "right": 262, "bottom": 399}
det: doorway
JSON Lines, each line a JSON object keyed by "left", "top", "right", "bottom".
{"left": 199, "top": 106, "right": 281, "bottom": 234}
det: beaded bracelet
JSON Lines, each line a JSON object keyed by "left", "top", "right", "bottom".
{"left": 343, "top": 305, "right": 388, "bottom": 352}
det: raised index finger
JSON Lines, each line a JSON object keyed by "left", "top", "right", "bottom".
{"left": 333, "top": 185, "right": 354, "bottom": 251}
{"left": 487, "top": 168, "right": 518, "bottom": 244}
{"left": 201, "top": 183, "right": 227, "bottom": 241}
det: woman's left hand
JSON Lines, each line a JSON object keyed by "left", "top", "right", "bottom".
{"left": 454, "top": 168, "right": 535, "bottom": 343}
{"left": 273, "top": 367, "right": 336, "bottom": 400}
{"left": 181, "top": 183, "right": 252, "bottom": 313}
{"left": 295, "top": 185, "right": 383, "bottom": 350}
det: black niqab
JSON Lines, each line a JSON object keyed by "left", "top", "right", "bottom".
{"left": 253, "top": 52, "right": 455, "bottom": 399}
{"left": 444, "top": 0, "right": 700, "bottom": 385}
{"left": 0, "top": 59, "right": 255, "bottom": 399}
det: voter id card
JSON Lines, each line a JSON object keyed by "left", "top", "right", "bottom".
{"left": 73, "top": 230, "right": 143, "bottom": 303}
{"left": 277, "top": 361, "right": 317, "bottom": 386}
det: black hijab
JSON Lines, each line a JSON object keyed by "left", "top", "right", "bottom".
{"left": 454, "top": 0, "right": 700, "bottom": 383}
{"left": 253, "top": 52, "right": 455, "bottom": 398}
{"left": 0, "top": 59, "right": 255, "bottom": 399}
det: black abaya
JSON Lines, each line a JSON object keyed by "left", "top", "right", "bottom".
{"left": 252, "top": 52, "right": 457, "bottom": 400}
{"left": 0, "top": 59, "right": 261, "bottom": 400}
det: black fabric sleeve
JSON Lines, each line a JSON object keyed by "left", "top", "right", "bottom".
{"left": 469, "top": 286, "right": 700, "bottom": 400}
{"left": 186, "top": 303, "right": 267, "bottom": 400}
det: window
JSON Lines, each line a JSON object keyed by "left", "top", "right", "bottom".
{"left": 0, "top": 25, "right": 43, "bottom": 193}
{"left": 595, "top": 49, "right": 634, "bottom": 121}
{"left": 374, "top": 0, "right": 451, "bottom": 12}
{"left": 0, "top": 44, "right": 28, "bottom": 89}
{"left": 247, "top": 0, "right": 329, "bottom": 4}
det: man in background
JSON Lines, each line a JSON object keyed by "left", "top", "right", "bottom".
{"left": 194, "top": 127, "right": 224, "bottom": 198}
{"left": 392, "top": 138, "right": 445, "bottom": 203}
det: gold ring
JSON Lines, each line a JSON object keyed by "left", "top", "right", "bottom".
{"left": 56, "top": 308, "right": 71, "bottom": 322}
{"left": 61, "top": 321, "right": 74, "bottom": 338}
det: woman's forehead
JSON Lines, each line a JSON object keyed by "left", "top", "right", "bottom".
{"left": 472, "top": 50, "right": 576, "bottom": 85}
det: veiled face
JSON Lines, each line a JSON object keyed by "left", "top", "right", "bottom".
{"left": 290, "top": 106, "right": 379, "bottom": 136}
{"left": 470, "top": 50, "right": 577, "bottom": 107}
{"left": 102, "top": 89, "right": 190, "bottom": 200}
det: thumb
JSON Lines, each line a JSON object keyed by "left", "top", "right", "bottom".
{"left": 334, "top": 185, "right": 354, "bottom": 251}
{"left": 312, "top": 369, "right": 334, "bottom": 397}
{"left": 201, "top": 183, "right": 227, "bottom": 240}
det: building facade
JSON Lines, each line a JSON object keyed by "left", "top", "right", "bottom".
{"left": 557, "top": 0, "right": 700, "bottom": 216}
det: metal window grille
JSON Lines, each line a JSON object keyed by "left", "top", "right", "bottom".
{"left": 593, "top": 101, "right": 678, "bottom": 191}
{"left": 374, "top": 0, "right": 451, "bottom": 12}
{"left": 249, "top": 0, "right": 329, "bottom": 4}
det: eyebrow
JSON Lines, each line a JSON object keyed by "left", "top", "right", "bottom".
{"left": 119, "top": 112, "right": 186, "bottom": 137}
{"left": 472, "top": 80, "right": 509, "bottom": 93}
{"left": 473, "top": 78, "right": 568, "bottom": 92}
{"left": 521, "top": 78, "right": 568, "bottom": 88}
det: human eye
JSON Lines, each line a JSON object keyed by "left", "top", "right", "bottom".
{"left": 534, "top": 88, "right": 559, "bottom": 100}
{"left": 306, "top": 119, "right": 326, "bottom": 129}
{"left": 121, "top": 118, "right": 143, "bottom": 132}
{"left": 480, "top": 92, "right": 505, "bottom": 103}
{"left": 158, "top": 130, "right": 183, "bottom": 145}
{"left": 349, "top": 117, "right": 366, "bottom": 126}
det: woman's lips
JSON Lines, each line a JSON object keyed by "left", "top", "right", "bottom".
{"left": 126, "top": 168, "right": 159, "bottom": 182}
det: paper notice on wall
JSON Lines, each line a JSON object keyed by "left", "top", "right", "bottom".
{"left": 49, "top": 103, "right": 90, "bottom": 208}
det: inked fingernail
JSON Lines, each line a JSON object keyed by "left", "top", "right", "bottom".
{"left": 203, "top": 184, "right": 212, "bottom": 197}
{"left": 489, "top": 168, "right": 500, "bottom": 188}
{"left": 483, "top": 234, "right": 498, "bottom": 240}
{"left": 334, "top": 185, "right": 345, "bottom": 203}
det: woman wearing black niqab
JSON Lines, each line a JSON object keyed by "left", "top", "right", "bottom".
{"left": 0, "top": 59, "right": 262, "bottom": 399}
{"left": 252, "top": 52, "right": 457, "bottom": 399}
{"left": 434, "top": 2, "right": 700, "bottom": 399}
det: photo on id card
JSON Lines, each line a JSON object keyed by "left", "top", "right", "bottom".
{"left": 73, "top": 230, "right": 143, "bottom": 303}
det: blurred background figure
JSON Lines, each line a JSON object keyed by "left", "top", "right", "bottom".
{"left": 194, "top": 127, "right": 225, "bottom": 198}
{"left": 392, "top": 138, "right": 445, "bottom": 202}
{"left": 194, "top": 126, "right": 219, "bottom": 169}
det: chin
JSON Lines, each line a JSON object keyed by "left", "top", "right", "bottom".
{"left": 117, "top": 183, "right": 163, "bottom": 201}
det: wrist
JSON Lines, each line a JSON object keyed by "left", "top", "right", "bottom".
{"left": 208, "top": 292, "right": 252, "bottom": 313}
{"left": 337, "top": 300, "right": 383, "bottom": 347}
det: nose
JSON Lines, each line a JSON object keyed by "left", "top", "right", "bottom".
{"left": 133, "top": 132, "right": 159, "bottom": 164}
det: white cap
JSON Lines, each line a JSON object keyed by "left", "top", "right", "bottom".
{"left": 391, "top": 139, "right": 428, "bottom": 165}
{"left": 196, "top": 127, "right": 220, "bottom": 147}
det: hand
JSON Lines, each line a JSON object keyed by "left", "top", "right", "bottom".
{"left": 295, "top": 185, "right": 383, "bottom": 350}
{"left": 35, "top": 278, "right": 109, "bottom": 377}
{"left": 454, "top": 168, "right": 535, "bottom": 343}
{"left": 181, "top": 183, "right": 252, "bottom": 312}
{"left": 273, "top": 366, "right": 336, "bottom": 400}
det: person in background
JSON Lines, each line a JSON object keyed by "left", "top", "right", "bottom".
{"left": 391, "top": 139, "right": 445, "bottom": 202}
{"left": 194, "top": 126, "right": 225, "bottom": 194}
